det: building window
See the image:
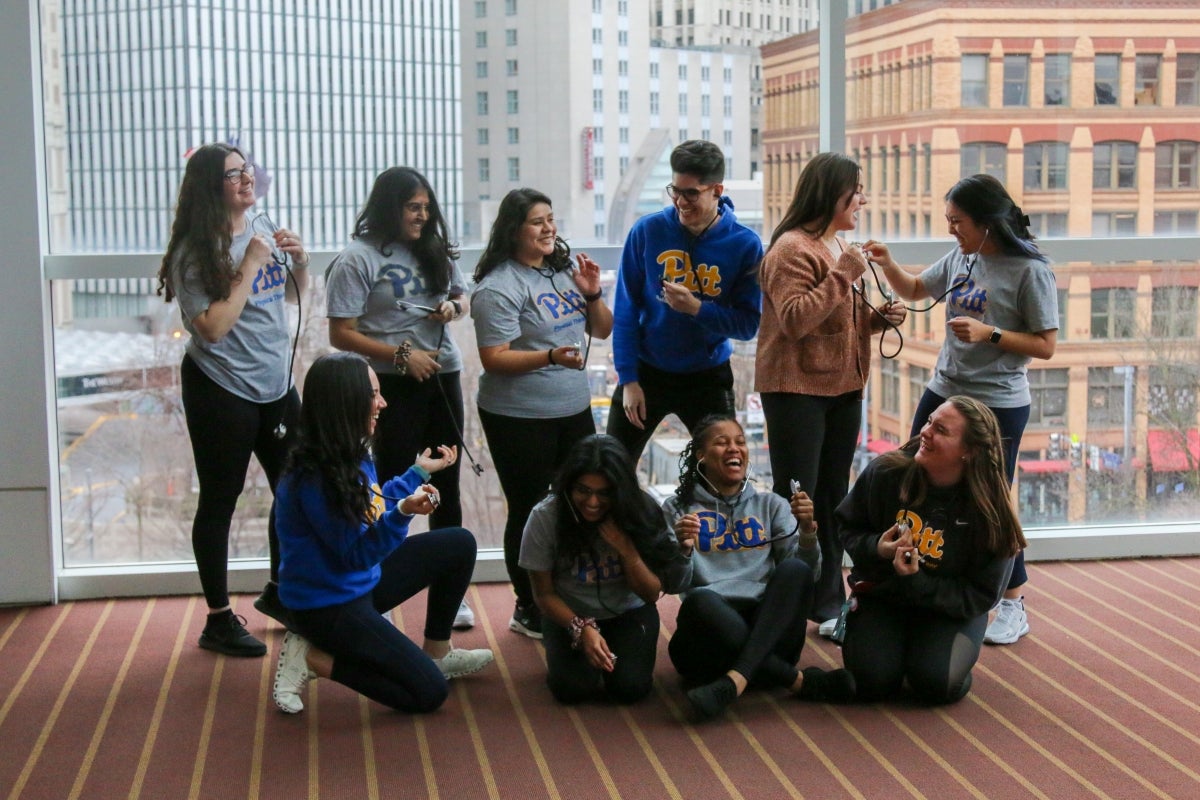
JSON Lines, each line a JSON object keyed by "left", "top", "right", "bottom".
{"left": 879, "top": 147, "right": 888, "bottom": 192}
{"left": 1095, "top": 54, "right": 1120, "bottom": 104}
{"left": 961, "top": 54, "right": 988, "bottom": 107}
{"left": 1057, "top": 288, "right": 1069, "bottom": 341}
{"left": 505, "top": 0, "right": 517, "bottom": 14}
{"left": 478, "top": 158, "right": 490, "bottom": 181}
{"left": 476, "top": 31, "right": 487, "bottom": 48}
{"left": 594, "top": 194, "right": 605, "bottom": 211}
{"left": 1093, "top": 141, "right": 1138, "bottom": 189}
{"left": 880, "top": 359, "right": 900, "bottom": 414}
{"left": 679, "top": 64, "right": 688, "bottom": 79}
{"left": 923, "top": 143, "right": 932, "bottom": 192}
{"left": 724, "top": 130, "right": 733, "bottom": 146}
{"left": 891, "top": 146, "right": 901, "bottom": 190}
{"left": 961, "top": 142, "right": 1007, "bottom": 182}
{"left": 650, "top": 62, "right": 659, "bottom": 78}
{"left": 619, "top": 127, "right": 629, "bottom": 143}
{"left": 909, "top": 144, "right": 918, "bottom": 191}
{"left": 593, "top": 157, "right": 604, "bottom": 180}
{"left": 1177, "top": 54, "right": 1200, "bottom": 106}
{"left": 1155, "top": 141, "right": 1199, "bottom": 188}
{"left": 1088, "top": 366, "right": 1130, "bottom": 427}
{"left": 505, "top": 29, "right": 517, "bottom": 46}
{"left": 679, "top": 127, "right": 688, "bottom": 142}
{"left": 679, "top": 93, "right": 688, "bottom": 113}
{"left": 506, "top": 90, "right": 518, "bottom": 114}
{"left": 1091, "top": 288, "right": 1137, "bottom": 339}
{"left": 1029, "top": 368, "right": 1069, "bottom": 426}
{"left": 1044, "top": 54, "right": 1070, "bottom": 106}
{"left": 618, "top": 30, "right": 627, "bottom": 46}
{"left": 593, "top": 89, "right": 603, "bottom": 112}
{"left": 1154, "top": 210, "right": 1199, "bottom": 234}
{"left": 593, "top": 58, "right": 602, "bottom": 75}
{"left": 1092, "top": 211, "right": 1137, "bottom": 236}
{"left": 1151, "top": 286, "right": 1198, "bottom": 338}
{"left": 1028, "top": 212, "right": 1068, "bottom": 238}
{"left": 619, "top": 90, "right": 629, "bottom": 113}
{"left": 506, "top": 59, "right": 518, "bottom": 76}
{"left": 1149, "top": 366, "right": 1198, "bottom": 423}
{"left": 650, "top": 92, "right": 659, "bottom": 114}
{"left": 475, "top": 1, "right": 487, "bottom": 17}
{"left": 1024, "top": 142, "right": 1068, "bottom": 190}
{"left": 476, "top": 91, "right": 488, "bottom": 115}
{"left": 619, "top": 60, "right": 628, "bottom": 76}
{"left": 593, "top": 28, "right": 602, "bottom": 44}
{"left": 724, "top": 67, "right": 732, "bottom": 83}
{"left": 475, "top": 61, "right": 488, "bottom": 78}
{"left": 619, "top": 156, "right": 629, "bottom": 174}
{"left": 508, "top": 157, "right": 520, "bottom": 181}
{"left": 507, "top": 127, "right": 519, "bottom": 144}
{"left": 595, "top": 224, "right": 606, "bottom": 238}
{"left": 909, "top": 365, "right": 931, "bottom": 403}
{"left": 477, "top": 128, "right": 489, "bottom": 145}
{"left": 593, "top": 127, "right": 603, "bottom": 143}
{"left": 1135, "top": 54, "right": 1161, "bottom": 105}
{"left": 1003, "top": 55, "right": 1030, "bottom": 106}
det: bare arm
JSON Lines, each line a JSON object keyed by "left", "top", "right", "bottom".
{"left": 862, "top": 240, "right": 930, "bottom": 301}
{"left": 189, "top": 235, "right": 272, "bottom": 343}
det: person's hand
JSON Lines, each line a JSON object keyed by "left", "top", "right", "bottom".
{"left": 425, "top": 300, "right": 456, "bottom": 324}
{"left": 244, "top": 234, "right": 275, "bottom": 270}
{"left": 861, "top": 240, "right": 894, "bottom": 267}
{"left": 597, "top": 518, "right": 629, "bottom": 551}
{"left": 399, "top": 484, "right": 440, "bottom": 516}
{"left": 549, "top": 344, "right": 584, "bottom": 370}
{"left": 579, "top": 626, "right": 616, "bottom": 673}
{"left": 406, "top": 349, "right": 442, "bottom": 381}
{"left": 675, "top": 512, "right": 700, "bottom": 554}
{"left": 892, "top": 541, "right": 921, "bottom": 576}
{"left": 881, "top": 299, "right": 907, "bottom": 327}
{"left": 876, "top": 522, "right": 910, "bottom": 561}
{"left": 621, "top": 381, "right": 647, "bottom": 429}
{"left": 948, "top": 316, "right": 989, "bottom": 344}
{"left": 790, "top": 490, "right": 817, "bottom": 535}
{"left": 416, "top": 445, "right": 457, "bottom": 474}
{"left": 272, "top": 228, "right": 309, "bottom": 267}
{"left": 572, "top": 252, "right": 602, "bottom": 297}
{"left": 661, "top": 280, "right": 701, "bottom": 316}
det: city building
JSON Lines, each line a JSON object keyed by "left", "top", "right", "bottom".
{"left": 762, "top": 0, "right": 1200, "bottom": 525}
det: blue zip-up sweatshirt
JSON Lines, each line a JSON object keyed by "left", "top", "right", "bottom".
{"left": 611, "top": 196, "right": 763, "bottom": 384}
{"left": 276, "top": 460, "right": 429, "bottom": 610}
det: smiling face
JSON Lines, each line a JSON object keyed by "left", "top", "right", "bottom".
{"left": 914, "top": 401, "right": 970, "bottom": 485}
{"left": 222, "top": 151, "right": 256, "bottom": 217}
{"left": 569, "top": 472, "right": 614, "bottom": 524}
{"left": 514, "top": 202, "right": 556, "bottom": 266}
{"left": 670, "top": 171, "right": 722, "bottom": 235}
{"left": 945, "top": 201, "right": 993, "bottom": 256}
{"left": 400, "top": 190, "right": 430, "bottom": 242}
{"left": 698, "top": 419, "right": 749, "bottom": 495}
{"left": 365, "top": 368, "right": 387, "bottom": 438}
{"left": 830, "top": 173, "right": 867, "bottom": 234}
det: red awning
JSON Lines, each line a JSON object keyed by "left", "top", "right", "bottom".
{"left": 867, "top": 438, "right": 895, "bottom": 454}
{"left": 1018, "top": 459, "right": 1070, "bottom": 474}
{"left": 1147, "top": 429, "right": 1200, "bottom": 472}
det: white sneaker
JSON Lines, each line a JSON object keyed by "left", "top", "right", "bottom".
{"left": 453, "top": 599, "right": 476, "bottom": 630}
{"left": 273, "top": 631, "right": 316, "bottom": 713}
{"left": 984, "top": 596, "right": 1030, "bottom": 645}
{"left": 433, "top": 647, "right": 494, "bottom": 679}
{"left": 817, "top": 618, "right": 839, "bottom": 638}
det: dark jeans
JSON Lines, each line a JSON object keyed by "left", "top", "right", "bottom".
{"left": 375, "top": 371, "right": 465, "bottom": 529}
{"left": 181, "top": 354, "right": 300, "bottom": 609}
{"left": 842, "top": 597, "right": 987, "bottom": 705}
{"left": 290, "top": 527, "right": 476, "bottom": 713}
{"left": 669, "top": 558, "right": 815, "bottom": 689}
{"left": 478, "top": 406, "right": 596, "bottom": 607}
{"left": 542, "top": 602, "right": 660, "bottom": 704}
{"left": 606, "top": 360, "right": 735, "bottom": 464}
{"left": 912, "top": 389, "right": 1031, "bottom": 589}
{"left": 761, "top": 390, "right": 862, "bottom": 621}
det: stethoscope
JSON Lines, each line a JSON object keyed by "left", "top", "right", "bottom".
{"left": 249, "top": 211, "right": 300, "bottom": 441}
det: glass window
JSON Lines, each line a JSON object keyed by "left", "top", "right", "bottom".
{"left": 1092, "top": 211, "right": 1137, "bottom": 236}
{"left": 477, "top": 128, "right": 489, "bottom": 145}
{"left": 479, "top": 157, "right": 490, "bottom": 181}
{"left": 909, "top": 365, "right": 931, "bottom": 404}
{"left": 650, "top": 62, "right": 659, "bottom": 78}
{"left": 1151, "top": 286, "right": 1198, "bottom": 338}
{"left": 961, "top": 54, "right": 988, "bottom": 107}
{"left": 1029, "top": 368, "right": 1069, "bottom": 426}
{"left": 1095, "top": 54, "right": 1120, "bottom": 104}
{"left": 593, "top": 88, "right": 602, "bottom": 112}
{"left": 891, "top": 146, "right": 901, "bottom": 191}
{"left": 880, "top": 359, "right": 900, "bottom": 414}
{"left": 923, "top": 143, "right": 932, "bottom": 192}
{"left": 909, "top": 144, "right": 918, "bottom": 190}
{"left": 506, "top": 0, "right": 517, "bottom": 14}
{"left": 1003, "top": 55, "right": 1029, "bottom": 106}
{"left": 650, "top": 92, "right": 659, "bottom": 114}
{"left": 1089, "top": 366, "right": 1131, "bottom": 427}
{"left": 476, "top": 91, "right": 488, "bottom": 115}
{"left": 1135, "top": 54, "right": 1161, "bottom": 105}
{"left": 679, "top": 93, "right": 687, "bottom": 113}
{"left": 507, "top": 127, "right": 519, "bottom": 144}
{"left": 961, "top": 142, "right": 1007, "bottom": 182}
{"left": 1029, "top": 212, "right": 1068, "bottom": 238}
{"left": 506, "top": 59, "right": 518, "bottom": 76}
{"left": 508, "top": 157, "right": 519, "bottom": 181}
{"left": 476, "top": 30, "right": 487, "bottom": 48}
{"left": 1154, "top": 210, "right": 1199, "bottom": 234}
{"left": 619, "top": 90, "right": 629, "bottom": 113}
{"left": 593, "top": 58, "right": 602, "bottom": 75}
{"left": 1057, "top": 288, "right": 1069, "bottom": 340}
{"left": 506, "top": 90, "right": 518, "bottom": 114}
{"left": 1149, "top": 365, "right": 1198, "bottom": 423}
{"left": 1091, "top": 288, "right": 1137, "bottom": 339}
{"left": 1093, "top": 141, "right": 1138, "bottom": 189}
{"left": 1177, "top": 54, "right": 1200, "bottom": 106}
{"left": 1044, "top": 54, "right": 1071, "bottom": 106}
{"left": 475, "top": 61, "right": 487, "bottom": 78}
{"left": 1024, "top": 142, "right": 1069, "bottom": 190}
{"left": 1155, "top": 141, "right": 1199, "bottom": 188}
{"left": 475, "top": 1, "right": 487, "bottom": 17}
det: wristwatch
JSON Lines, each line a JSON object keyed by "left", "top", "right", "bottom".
{"left": 989, "top": 327, "right": 1003, "bottom": 344}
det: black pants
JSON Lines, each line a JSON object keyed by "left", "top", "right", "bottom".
{"left": 669, "top": 558, "right": 815, "bottom": 689}
{"left": 180, "top": 354, "right": 299, "bottom": 609}
{"left": 606, "top": 360, "right": 735, "bottom": 463}
{"left": 291, "top": 527, "right": 476, "bottom": 713}
{"left": 761, "top": 390, "right": 862, "bottom": 621}
{"left": 542, "top": 602, "right": 660, "bottom": 704}
{"left": 375, "top": 371, "right": 465, "bottom": 529}
{"left": 478, "top": 406, "right": 595, "bottom": 607}
{"left": 842, "top": 597, "right": 986, "bottom": 705}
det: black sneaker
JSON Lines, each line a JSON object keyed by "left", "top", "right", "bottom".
{"left": 199, "top": 611, "right": 267, "bottom": 657}
{"left": 687, "top": 675, "right": 739, "bottom": 721}
{"left": 797, "top": 667, "right": 856, "bottom": 704}
{"left": 508, "top": 602, "right": 543, "bottom": 640}
{"left": 254, "top": 582, "right": 295, "bottom": 630}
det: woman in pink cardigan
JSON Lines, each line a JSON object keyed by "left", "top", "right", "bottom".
{"left": 755, "top": 152, "right": 906, "bottom": 633}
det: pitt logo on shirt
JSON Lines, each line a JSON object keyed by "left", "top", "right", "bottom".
{"left": 695, "top": 510, "right": 771, "bottom": 552}
{"left": 896, "top": 510, "right": 945, "bottom": 563}
{"left": 658, "top": 250, "right": 723, "bottom": 298}
{"left": 948, "top": 276, "right": 987, "bottom": 317}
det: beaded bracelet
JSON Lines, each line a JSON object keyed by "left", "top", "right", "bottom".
{"left": 393, "top": 340, "right": 413, "bottom": 376}
{"left": 568, "top": 615, "right": 599, "bottom": 649}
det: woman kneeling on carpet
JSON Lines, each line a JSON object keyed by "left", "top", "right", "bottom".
{"left": 665, "top": 415, "right": 856, "bottom": 720}
{"left": 272, "top": 352, "right": 492, "bottom": 714}
{"left": 519, "top": 434, "right": 689, "bottom": 704}
{"left": 835, "top": 395, "right": 1023, "bottom": 704}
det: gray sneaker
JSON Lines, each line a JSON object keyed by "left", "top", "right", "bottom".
{"left": 433, "top": 647, "right": 494, "bottom": 679}
{"left": 453, "top": 599, "right": 476, "bottom": 630}
{"left": 984, "top": 596, "right": 1030, "bottom": 645}
{"left": 273, "top": 631, "right": 316, "bottom": 713}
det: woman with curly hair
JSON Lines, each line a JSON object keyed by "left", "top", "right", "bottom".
{"left": 270, "top": 352, "right": 492, "bottom": 715}
{"left": 518, "top": 435, "right": 689, "bottom": 704}
{"left": 665, "top": 415, "right": 856, "bottom": 721}
{"left": 156, "top": 142, "right": 309, "bottom": 657}
{"left": 835, "top": 396, "right": 1025, "bottom": 704}
{"left": 471, "top": 188, "right": 614, "bottom": 640}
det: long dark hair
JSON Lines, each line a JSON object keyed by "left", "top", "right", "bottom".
{"left": 473, "top": 187, "right": 572, "bottom": 282}
{"left": 284, "top": 352, "right": 376, "bottom": 523}
{"left": 157, "top": 143, "right": 242, "bottom": 302}
{"left": 768, "top": 152, "right": 861, "bottom": 249}
{"left": 550, "top": 435, "right": 676, "bottom": 573}
{"left": 876, "top": 395, "right": 1025, "bottom": 557}
{"left": 674, "top": 414, "right": 743, "bottom": 507}
{"left": 352, "top": 167, "right": 459, "bottom": 294}
{"left": 946, "top": 174, "right": 1048, "bottom": 263}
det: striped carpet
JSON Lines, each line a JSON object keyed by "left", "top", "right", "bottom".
{"left": 2, "top": 557, "right": 1199, "bottom": 799}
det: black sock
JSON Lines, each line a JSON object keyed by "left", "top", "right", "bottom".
{"left": 687, "top": 675, "right": 739, "bottom": 720}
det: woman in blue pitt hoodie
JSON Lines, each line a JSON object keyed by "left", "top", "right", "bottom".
{"left": 271, "top": 352, "right": 493, "bottom": 715}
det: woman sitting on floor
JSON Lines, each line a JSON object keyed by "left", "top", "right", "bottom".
{"left": 835, "top": 395, "right": 1024, "bottom": 704}
{"left": 271, "top": 351, "right": 492, "bottom": 715}
{"left": 665, "top": 415, "right": 856, "bottom": 720}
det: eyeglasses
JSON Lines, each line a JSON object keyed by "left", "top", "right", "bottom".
{"left": 404, "top": 202, "right": 432, "bottom": 215}
{"left": 665, "top": 183, "right": 715, "bottom": 203}
{"left": 223, "top": 164, "right": 255, "bottom": 184}
{"left": 571, "top": 484, "right": 613, "bottom": 500}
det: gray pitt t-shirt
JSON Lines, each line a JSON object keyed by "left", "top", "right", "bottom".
{"left": 470, "top": 260, "right": 590, "bottom": 418}
{"left": 324, "top": 238, "right": 467, "bottom": 375}
{"left": 171, "top": 215, "right": 291, "bottom": 402}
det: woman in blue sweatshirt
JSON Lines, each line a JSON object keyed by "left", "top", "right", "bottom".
{"left": 271, "top": 352, "right": 492, "bottom": 715}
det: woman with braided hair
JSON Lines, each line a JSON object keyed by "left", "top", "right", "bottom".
{"left": 863, "top": 174, "right": 1058, "bottom": 646}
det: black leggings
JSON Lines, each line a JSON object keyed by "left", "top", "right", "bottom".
{"left": 478, "top": 406, "right": 596, "bottom": 607}
{"left": 842, "top": 598, "right": 987, "bottom": 705}
{"left": 669, "top": 558, "right": 815, "bottom": 688}
{"left": 542, "top": 602, "right": 660, "bottom": 704}
{"left": 375, "top": 371, "right": 465, "bottom": 529}
{"left": 291, "top": 527, "right": 476, "bottom": 713}
{"left": 181, "top": 355, "right": 299, "bottom": 609}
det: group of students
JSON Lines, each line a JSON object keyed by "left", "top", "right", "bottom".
{"left": 156, "top": 136, "right": 1055, "bottom": 719}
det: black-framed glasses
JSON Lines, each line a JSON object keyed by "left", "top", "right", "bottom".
{"left": 224, "top": 164, "right": 255, "bottom": 184}
{"left": 665, "top": 183, "right": 714, "bottom": 203}
{"left": 570, "top": 483, "right": 613, "bottom": 500}
{"left": 404, "top": 202, "right": 432, "bottom": 215}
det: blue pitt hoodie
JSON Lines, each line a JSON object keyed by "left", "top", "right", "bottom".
{"left": 611, "top": 195, "right": 763, "bottom": 384}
